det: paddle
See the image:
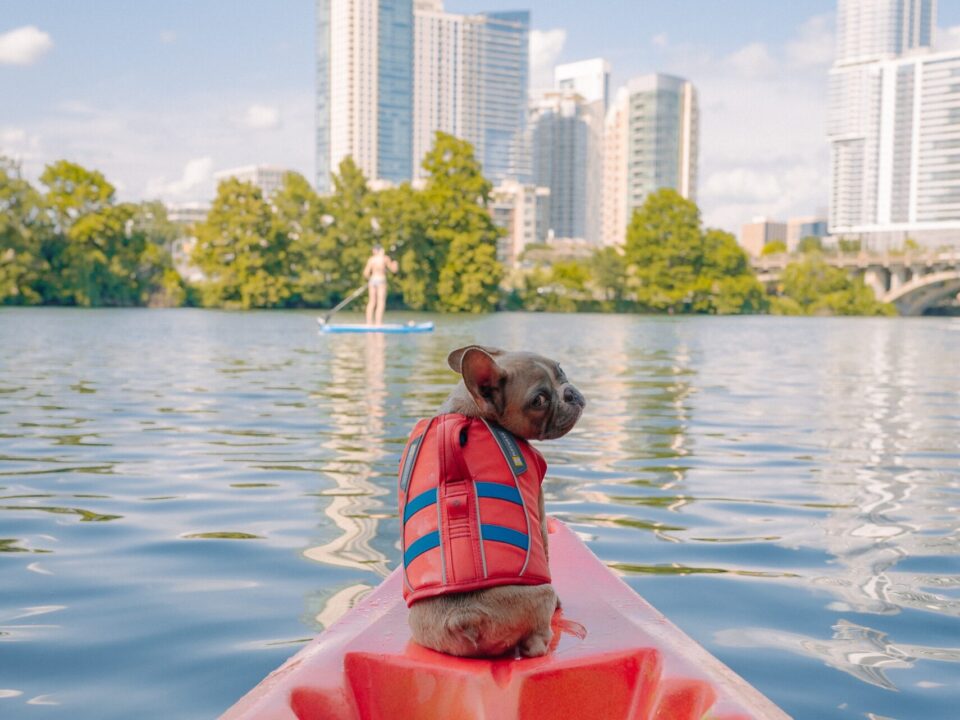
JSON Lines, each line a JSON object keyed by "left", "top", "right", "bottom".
{"left": 320, "top": 284, "right": 367, "bottom": 326}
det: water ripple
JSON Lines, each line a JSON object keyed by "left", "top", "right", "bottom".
{"left": 1, "top": 310, "right": 959, "bottom": 720}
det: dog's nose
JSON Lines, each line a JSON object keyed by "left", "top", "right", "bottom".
{"left": 563, "top": 386, "right": 585, "bottom": 408}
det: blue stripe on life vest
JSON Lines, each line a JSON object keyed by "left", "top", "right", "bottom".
{"left": 475, "top": 482, "right": 523, "bottom": 506}
{"left": 403, "top": 488, "right": 437, "bottom": 524}
{"left": 404, "top": 531, "right": 441, "bottom": 566}
{"left": 481, "top": 524, "right": 529, "bottom": 551}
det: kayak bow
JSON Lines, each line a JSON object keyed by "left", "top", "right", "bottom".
{"left": 221, "top": 519, "right": 789, "bottom": 720}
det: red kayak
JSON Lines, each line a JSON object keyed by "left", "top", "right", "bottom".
{"left": 221, "top": 520, "right": 790, "bottom": 719}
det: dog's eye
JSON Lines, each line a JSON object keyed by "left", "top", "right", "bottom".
{"left": 531, "top": 393, "right": 548, "bottom": 408}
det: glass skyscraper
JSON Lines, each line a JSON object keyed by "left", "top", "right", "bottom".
{"left": 315, "top": 0, "right": 413, "bottom": 192}
{"left": 464, "top": 11, "right": 530, "bottom": 184}
{"left": 531, "top": 91, "right": 603, "bottom": 243}
{"left": 412, "top": 4, "right": 529, "bottom": 185}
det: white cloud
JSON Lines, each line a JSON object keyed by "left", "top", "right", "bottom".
{"left": 652, "top": 33, "right": 669, "bottom": 49}
{"left": 145, "top": 157, "right": 214, "bottom": 202}
{"left": 1, "top": 127, "right": 27, "bottom": 145}
{"left": 657, "top": 14, "right": 834, "bottom": 234}
{"left": 529, "top": 28, "right": 567, "bottom": 92}
{"left": 0, "top": 26, "right": 53, "bottom": 66}
{"left": 727, "top": 42, "right": 777, "bottom": 79}
{"left": 0, "top": 126, "right": 41, "bottom": 164}
{"left": 160, "top": 30, "right": 177, "bottom": 45}
{"left": 242, "top": 104, "right": 281, "bottom": 130}
{"left": 937, "top": 25, "right": 960, "bottom": 51}
{"left": 786, "top": 14, "right": 834, "bottom": 68}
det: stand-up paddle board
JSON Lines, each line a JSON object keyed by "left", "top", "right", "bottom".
{"left": 317, "top": 319, "right": 434, "bottom": 334}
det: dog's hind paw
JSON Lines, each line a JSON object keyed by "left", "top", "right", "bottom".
{"left": 519, "top": 629, "right": 552, "bottom": 658}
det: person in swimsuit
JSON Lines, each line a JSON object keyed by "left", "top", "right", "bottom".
{"left": 363, "top": 244, "right": 398, "bottom": 326}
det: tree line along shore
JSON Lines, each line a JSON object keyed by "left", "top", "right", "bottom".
{"left": 1, "top": 132, "right": 894, "bottom": 316}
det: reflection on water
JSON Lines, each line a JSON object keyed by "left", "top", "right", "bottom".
{"left": 303, "top": 333, "right": 390, "bottom": 577}
{"left": 0, "top": 310, "right": 959, "bottom": 720}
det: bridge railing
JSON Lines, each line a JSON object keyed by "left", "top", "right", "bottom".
{"left": 751, "top": 250, "right": 960, "bottom": 273}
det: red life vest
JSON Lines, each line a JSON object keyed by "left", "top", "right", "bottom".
{"left": 397, "top": 413, "right": 551, "bottom": 606}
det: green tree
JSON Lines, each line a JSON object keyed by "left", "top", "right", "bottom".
{"left": 761, "top": 240, "right": 787, "bottom": 255}
{"left": 697, "top": 229, "right": 768, "bottom": 314}
{"left": 623, "top": 189, "right": 765, "bottom": 314}
{"left": 272, "top": 171, "right": 330, "bottom": 306}
{"left": 772, "top": 255, "right": 895, "bottom": 316}
{"left": 128, "top": 201, "right": 186, "bottom": 307}
{"left": 837, "top": 237, "right": 861, "bottom": 254}
{"left": 422, "top": 132, "right": 503, "bottom": 312}
{"left": 192, "top": 178, "right": 291, "bottom": 309}
{"left": 623, "top": 188, "right": 701, "bottom": 311}
{"left": 589, "top": 246, "right": 627, "bottom": 309}
{"left": 38, "top": 161, "right": 172, "bottom": 306}
{"left": 321, "top": 158, "right": 379, "bottom": 304}
{"left": 796, "top": 235, "right": 823, "bottom": 254}
{"left": 0, "top": 158, "right": 51, "bottom": 304}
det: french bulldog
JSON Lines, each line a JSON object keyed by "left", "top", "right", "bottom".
{"left": 405, "top": 345, "right": 585, "bottom": 658}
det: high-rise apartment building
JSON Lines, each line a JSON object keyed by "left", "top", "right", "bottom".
{"left": 602, "top": 74, "right": 699, "bottom": 246}
{"left": 412, "top": 3, "right": 530, "bottom": 183}
{"left": 463, "top": 11, "right": 530, "bottom": 184}
{"left": 315, "top": 0, "right": 413, "bottom": 192}
{"left": 412, "top": 0, "right": 464, "bottom": 177}
{"left": 828, "top": 0, "right": 960, "bottom": 247}
{"left": 490, "top": 180, "right": 551, "bottom": 265}
{"left": 531, "top": 90, "right": 603, "bottom": 243}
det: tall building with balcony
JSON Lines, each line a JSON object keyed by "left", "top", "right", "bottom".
{"left": 602, "top": 74, "right": 699, "bottom": 246}
{"left": 412, "top": 0, "right": 464, "bottom": 177}
{"left": 412, "top": 2, "right": 529, "bottom": 183}
{"left": 828, "top": 0, "right": 960, "bottom": 247}
{"left": 315, "top": 0, "right": 413, "bottom": 192}
{"left": 490, "top": 180, "right": 550, "bottom": 265}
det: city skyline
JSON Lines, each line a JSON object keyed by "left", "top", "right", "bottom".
{"left": 3, "top": 1, "right": 960, "bottom": 233}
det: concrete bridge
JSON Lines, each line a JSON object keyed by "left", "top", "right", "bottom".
{"left": 752, "top": 251, "right": 960, "bottom": 316}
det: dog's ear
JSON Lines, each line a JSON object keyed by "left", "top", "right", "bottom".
{"left": 456, "top": 347, "right": 506, "bottom": 416}
{"left": 447, "top": 345, "right": 505, "bottom": 373}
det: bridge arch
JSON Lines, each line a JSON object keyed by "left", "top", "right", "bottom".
{"left": 883, "top": 271, "right": 960, "bottom": 316}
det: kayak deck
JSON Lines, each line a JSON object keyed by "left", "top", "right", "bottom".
{"left": 221, "top": 520, "right": 789, "bottom": 719}
{"left": 317, "top": 320, "right": 434, "bottom": 334}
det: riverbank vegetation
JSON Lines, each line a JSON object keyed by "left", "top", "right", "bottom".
{"left": 1, "top": 136, "right": 895, "bottom": 316}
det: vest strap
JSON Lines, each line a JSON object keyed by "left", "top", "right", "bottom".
{"left": 482, "top": 419, "right": 528, "bottom": 477}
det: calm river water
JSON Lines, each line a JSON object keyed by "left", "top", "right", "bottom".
{"left": 1, "top": 309, "right": 958, "bottom": 719}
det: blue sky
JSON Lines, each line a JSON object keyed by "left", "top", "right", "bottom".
{"left": 2, "top": 1, "right": 960, "bottom": 232}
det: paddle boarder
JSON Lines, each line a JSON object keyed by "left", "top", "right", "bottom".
{"left": 363, "top": 244, "right": 398, "bottom": 326}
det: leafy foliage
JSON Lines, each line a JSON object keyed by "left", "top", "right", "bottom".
{"left": 771, "top": 255, "right": 896, "bottom": 316}
{"left": 1, "top": 150, "right": 901, "bottom": 318}
{"left": 1, "top": 158, "right": 178, "bottom": 306}
{"left": 761, "top": 240, "right": 787, "bottom": 255}
{"left": 0, "top": 158, "right": 50, "bottom": 304}
{"left": 424, "top": 132, "right": 503, "bottom": 312}
{"left": 192, "top": 178, "right": 290, "bottom": 309}
{"left": 623, "top": 189, "right": 766, "bottom": 314}
{"left": 796, "top": 235, "right": 823, "bottom": 254}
